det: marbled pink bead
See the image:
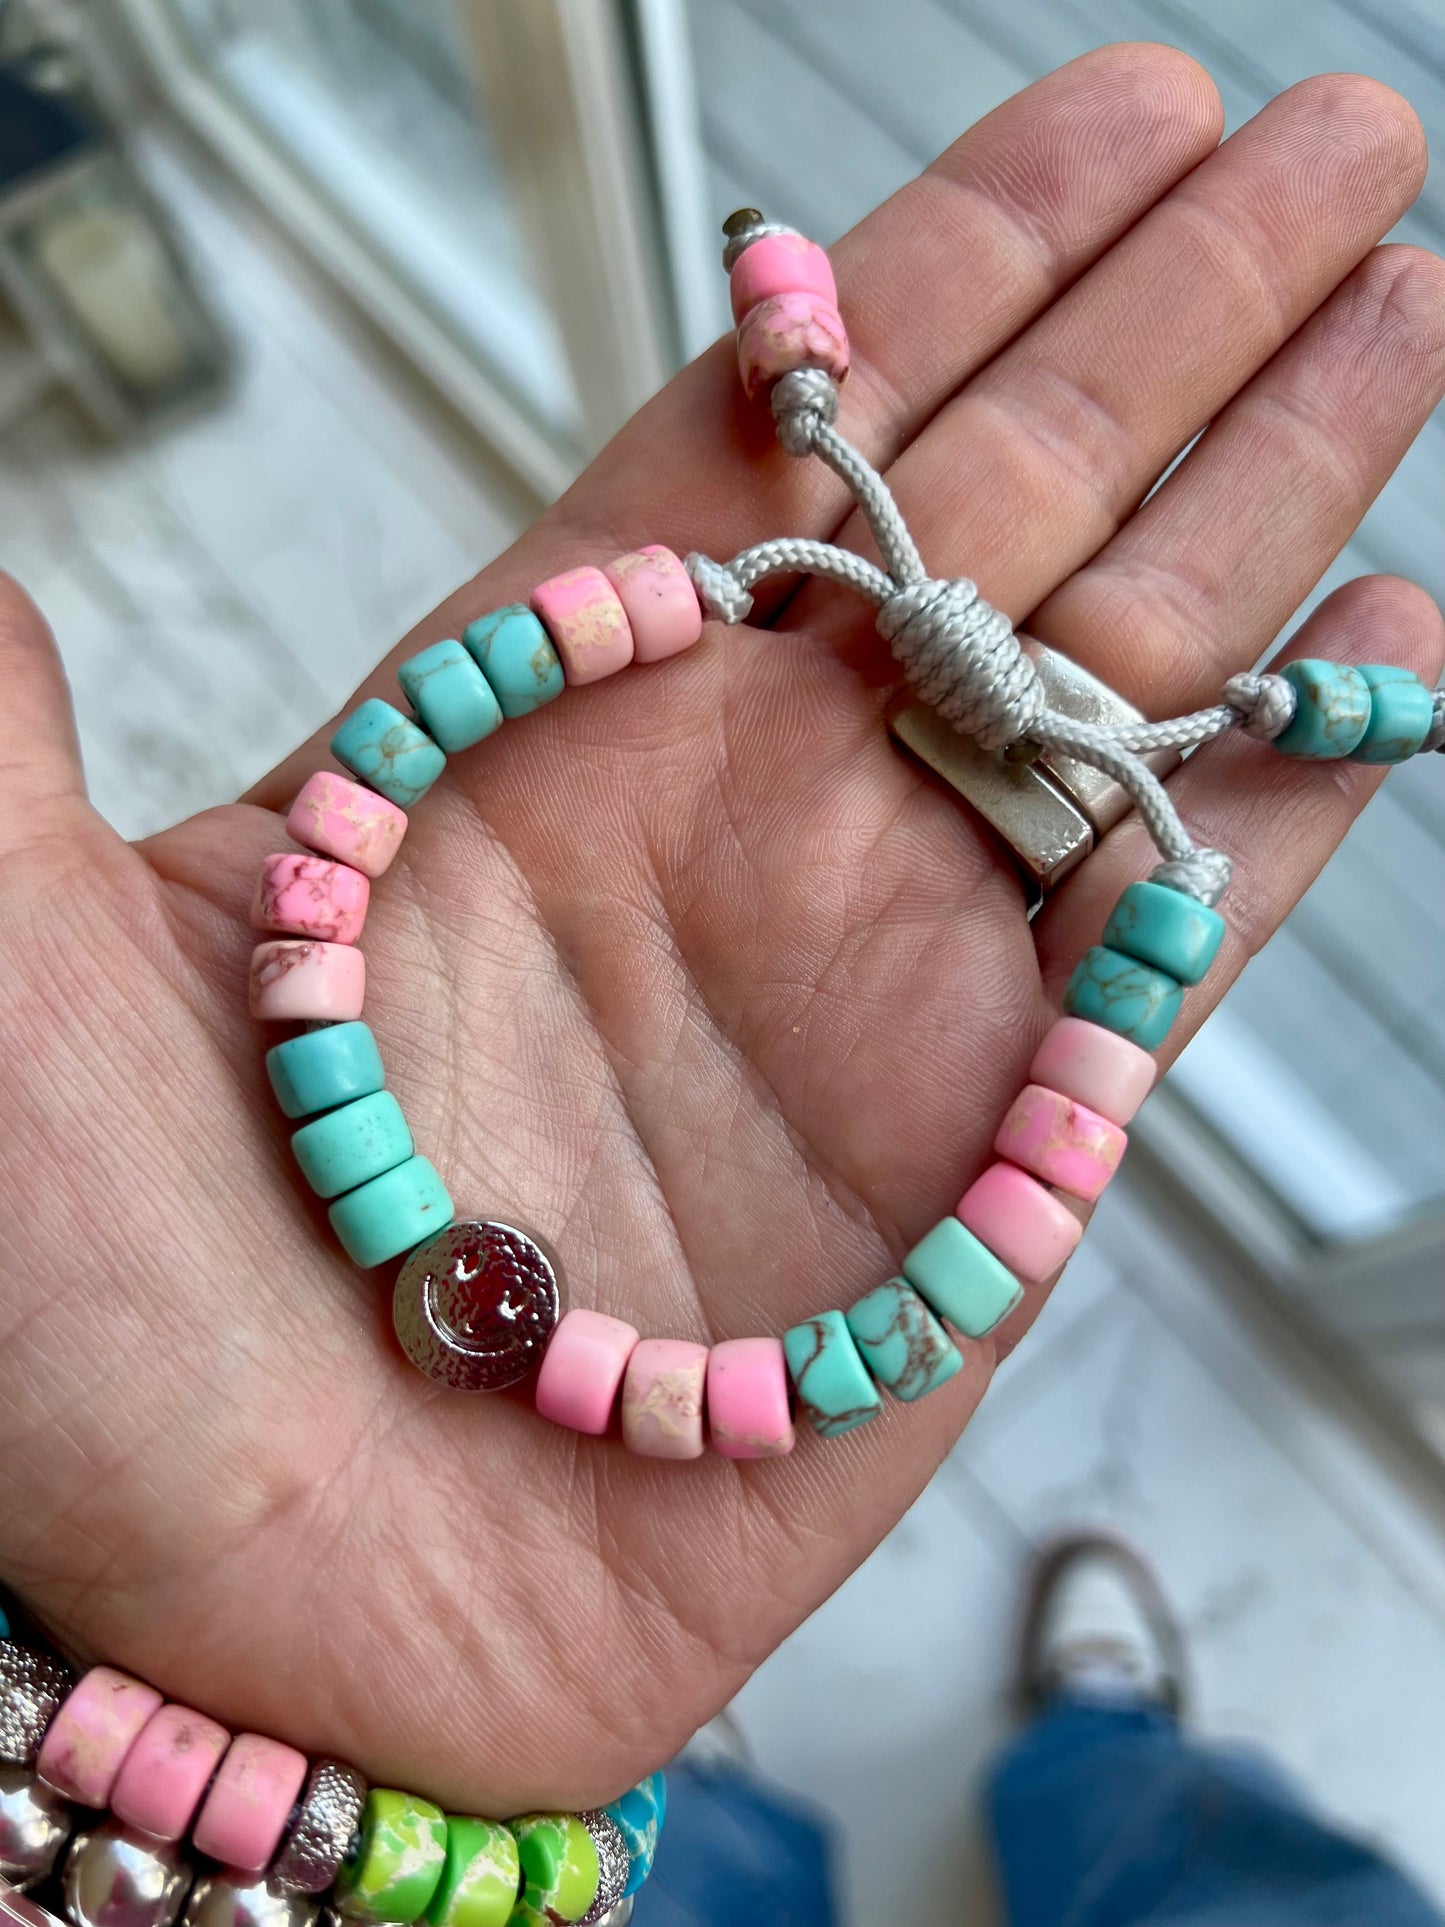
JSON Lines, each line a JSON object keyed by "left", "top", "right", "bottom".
{"left": 110, "top": 1702, "right": 231, "bottom": 1841}
{"left": 603, "top": 546, "right": 703, "bottom": 664}
{"left": 707, "top": 1337, "right": 795, "bottom": 1461}
{"left": 530, "top": 566, "right": 635, "bottom": 685}
{"left": 729, "top": 232, "right": 838, "bottom": 324}
{"left": 285, "top": 770, "right": 408, "bottom": 880}
{"left": 36, "top": 1667, "right": 163, "bottom": 1808}
{"left": 251, "top": 853, "right": 370, "bottom": 946}
{"left": 248, "top": 940, "right": 365, "bottom": 1021}
{"left": 956, "top": 1162, "right": 1082, "bottom": 1287}
{"left": 736, "top": 293, "right": 849, "bottom": 400}
{"left": 191, "top": 1732, "right": 308, "bottom": 1872}
{"left": 1029, "top": 1016, "right": 1157, "bottom": 1126}
{"left": 622, "top": 1338, "right": 708, "bottom": 1460}
{"left": 995, "top": 1084, "right": 1126, "bottom": 1204}
{"left": 535, "top": 1307, "right": 640, "bottom": 1436}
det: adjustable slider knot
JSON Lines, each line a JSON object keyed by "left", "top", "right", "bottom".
{"left": 770, "top": 367, "right": 840, "bottom": 457}
{"left": 877, "top": 576, "right": 1046, "bottom": 752}
{"left": 1223, "top": 670, "right": 1296, "bottom": 741}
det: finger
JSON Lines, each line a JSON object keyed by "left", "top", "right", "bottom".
{"left": 1029, "top": 244, "right": 1445, "bottom": 707}
{"left": 0, "top": 571, "right": 93, "bottom": 856}
{"left": 1034, "top": 573, "right": 1445, "bottom": 1020}
{"left": 790, "top": 75, "right": 1428, "bottom": 668}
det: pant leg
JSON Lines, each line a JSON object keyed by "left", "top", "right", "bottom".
{"left": 987, "top": 1697, "right": 1444, "bottom": 1927}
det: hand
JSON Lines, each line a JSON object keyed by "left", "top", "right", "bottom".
{"left": 1, "top": 45, "right": 1440, "bottom": 1815}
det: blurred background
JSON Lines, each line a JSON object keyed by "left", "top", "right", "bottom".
{"left": 0, "top": 1, "right": 1440, "bottom": 1919}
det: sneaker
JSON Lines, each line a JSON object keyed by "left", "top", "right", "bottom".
{"left": 1016, "top": 1532, "right": 1187, "bottom": 1718}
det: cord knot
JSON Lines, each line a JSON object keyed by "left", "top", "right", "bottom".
{"left": 1223, "top": 671, "right": 1296, "bottom": 741}
{"left": 770, "top": 368, "right": 839, "bottom": 457}
{"left": 1425, "top": 688, "right": 1445, "bottom": 754}
{"left": 877, "top": 576, "right": 1045, "bottom": 751}
{"left": 684, "top": 551, "right": 754, "bottom": 625}
{"left": 1150, "top": 849, "right": 1233, "bottom": 906}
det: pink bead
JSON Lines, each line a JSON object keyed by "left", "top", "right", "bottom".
{"left": 252, "top": 853, "right": 370, "bottom": 946}
{"left": 956, "top": 1162, "right": 1082, "bottom": 1287}
{"left": 535, "top": 1307, "right": 640, "bottom": 1436}
{"left": 1029, "top": 1017, "right": 1157, "bottom": 1126}
{"left": 729, "top": 233, "right": 838, "bottom": 325}
{"left": 530, "top": 566, "right": 634, "bottom": 685}
{"left": 36, "top": 1667, "right": 163, "bottom": 1808}
{"left": 736, "top": 293, "right": 850, "bottom": 400}
{"left": 248, "top": 940, "right": 365, "bottom": 1022}
{"left": 707, "top": 1338, "right": 795, "bottom": 1461}
{"left": 111, "top": 1703, "right": 231, "bottom": 1841}
{"left": 603, "top": 546, "right": 703, "bottom": 664}
{"left": 995, "top": 1084, "right": 1126, "bottom": 1204}
{"left": 622, "top": 1339, "right": 708, "bottom": 1460}
{"left": 286, "top": 771, "right": 408, "bottom": 880}
{"left": 192, "top": 1732, "right": 308, "bottom": 1872}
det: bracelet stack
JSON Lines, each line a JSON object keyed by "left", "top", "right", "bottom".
{"left": 240, "top": 208, "right": 1445, "bottom": 1462}
{"left": 0, "top": 1617, "right": 661, "bottom": 1927}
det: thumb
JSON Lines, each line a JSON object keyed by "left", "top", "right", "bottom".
{"left": 0, "top": 571, "right": 93, "bottom": 854}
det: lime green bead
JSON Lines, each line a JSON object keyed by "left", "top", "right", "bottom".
{"left": 328, "top": 1155, "right": 453, "bottom": 1267}
{"left": 1102, "top": 881, "right": 1225, "bottom": 987}
{"left": 334, "top": 1789, "right": 448, "bottom": 1924}
{"left": 291, "top": 1090, "right": 414, "bottom": 1199}
{"left": 424, "top": 1816, "right": 520, "bottom": 1927}
{"left": 507, "top": 1813, "right": 599, "bottom": 1925}
{"left": 398, "top": 640, "right": 503, "bottom": 754}
{"left": 1274, "top": 660, "right": 1371, "bottom": 759}
{"left": 1350, "top": 664, "right": 1434, "bottom": 764}
{"left": 1063, "top": 946, "right": 1182, "bottom": 1050}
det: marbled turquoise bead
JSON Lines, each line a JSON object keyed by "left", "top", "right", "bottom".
{"left": 1274, "top": 659, "right": 1371, "bottom": 759}
{"left": 604, "top": 1772, "right": 666, "bottom": 1899}
{"left": 266, "top": 1021, "right": 384, "bottom": 1120}
{"left": 331, "top": 698, "right": 446, "bottom": 808}
{"left": 845, "top": 1278, "right": 962, "bottom": 1402}
{"left": 328, "top": 1156, "right": 453, "bottom": 1267}
{"left": 397, "top": 639, "right": 503, "bottom": 754}
{"left": 1063, "top": 945, "right": 1182, "bottom": 1050}
{"left": 1350, "top": 664, "right": 1434, "bottom": 764}
{"left": 291, "top": 1090, "right": 414, "bottom": 1199}
{"left": 1102, "top": 880, "right": 1225, "bottom": 987}
{"left": 462, "top": 605, "right": 564, "bottom": 718}
{"left": 902, "top": 1215, "right": 1022, "bottom": 1338}
{"left": 783, "top": 1310, "right": 882, "bottom": 1438}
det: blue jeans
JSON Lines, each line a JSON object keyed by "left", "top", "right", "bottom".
{"left": 989, "top": 1698, "right": 1444, "bottom": 1926}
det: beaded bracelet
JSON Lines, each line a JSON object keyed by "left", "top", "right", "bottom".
{"left": 0, "top": 1620, "right": 660, "bottom": 1927}
{"left": 246, "top": 208, "right": 1445, "bottom": 1461}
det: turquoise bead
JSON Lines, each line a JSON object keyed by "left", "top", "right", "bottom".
{"left": 331, "top": 699, "right": 446, "bottom": 808}
{"left": 462, "top": 605, "right": 564, "bottom": 718}
{"left": 292, "top": 1090, "right": 414, "bottom": 1200}
{"left": 1063, "top": 945, "right": 1182, "bottom": 1050}
{"left": 783, "top": 1310, "right": 882, "bottom": 1438}
{"left": 266, "top": 1021, "right": 384, "bottom": 1120}
{"left": 845, "top": 1278, "right": 962, "bottom": 1402}
{"left": 397, "top": 639, "right": 503, "bottom": 754}
{"left": 0, "top": 1603, "right": 9, "bottom": 1637}
{"left": 1350, "top": 664, "right": 1434, "bottom": 764}
{"left": 1102, "top": 880, "right": 1225, "bottom": 987}
{"left": 328, "top": 1156, "right": 453, "bottom": 1267}
{"left": 605, "top": 1773, "right": 666, "bottom": 1899}
{"left": 902, "top": 1216, "right": 1022, "bottom": 1338}
{"left": 1274, "top": 659, "right": 1371, "bottom": 759}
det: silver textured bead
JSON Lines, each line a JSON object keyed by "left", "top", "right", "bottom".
{"left": 588, "top": 1902, "right": 632, "bottom": 1927}
{"left": 0, "top": 1766, "right": 71, "bottom": 1888}
{"left": 269, "top": 1762, "right": 365, "bottom": 1898}
{"left": 181, "top": 1873, "right": 316, "bottom": 1927}
{"left": 577, "top": 1812, "right": 629, "bottom": 1926}
{"left": 61, "top": 1823, "right": 190, "bottom": 1927}
{"left": 0, "top": 1646, "right": 73, "bottom": 1770}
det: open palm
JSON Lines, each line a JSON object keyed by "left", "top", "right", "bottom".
{"left": 2, "top": 46, "right": 1442, "bottom": 1819}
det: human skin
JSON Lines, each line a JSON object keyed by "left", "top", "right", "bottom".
{"left": 0, "top": 45, "right": 1442, "bottom": 1817}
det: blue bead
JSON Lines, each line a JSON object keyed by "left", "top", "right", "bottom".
{"left": 845, "top": 1278, "right": 963, "bottom": 1402}
{"left": 1062, "top": 946, "right": 1182, "bottom": 1050}
{"left": 397, "top": 639, "right": 503, "bottom": 754}
{"left": 783, "top": 1310, "right": 882, "bottom": 1437}
{"left": 605, "top": 1772, "right": 667, "bottom": 1897}
{"left": 1350, "top": 664, "right": 1434, "bottom": 765}
{"left": 901, "top": 1216, "right": 1022, "bottom": 1338}
{"left": 328, "top": 1156, "right": 453, "bottom": 1268}
{"left": 1274, "top": 660, "right": 1371, "bottom": 759}
{"left": 292, "top": 1091, "right": 414, "bottom": 1199}
{"left": 462, "top": 605, "right": 564, "bottom": 718}
{"left": 266, "top": 1022, "right": 384, "bottom": 1120}
{"left": 0, "top": 1603, "right": 9, "bottom": 1638}
{"left": 1102, "top": 881, "right": 1225, "bottom": 987}
{"left": 331, "top": 699, "right": 446, "bottom": 808}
